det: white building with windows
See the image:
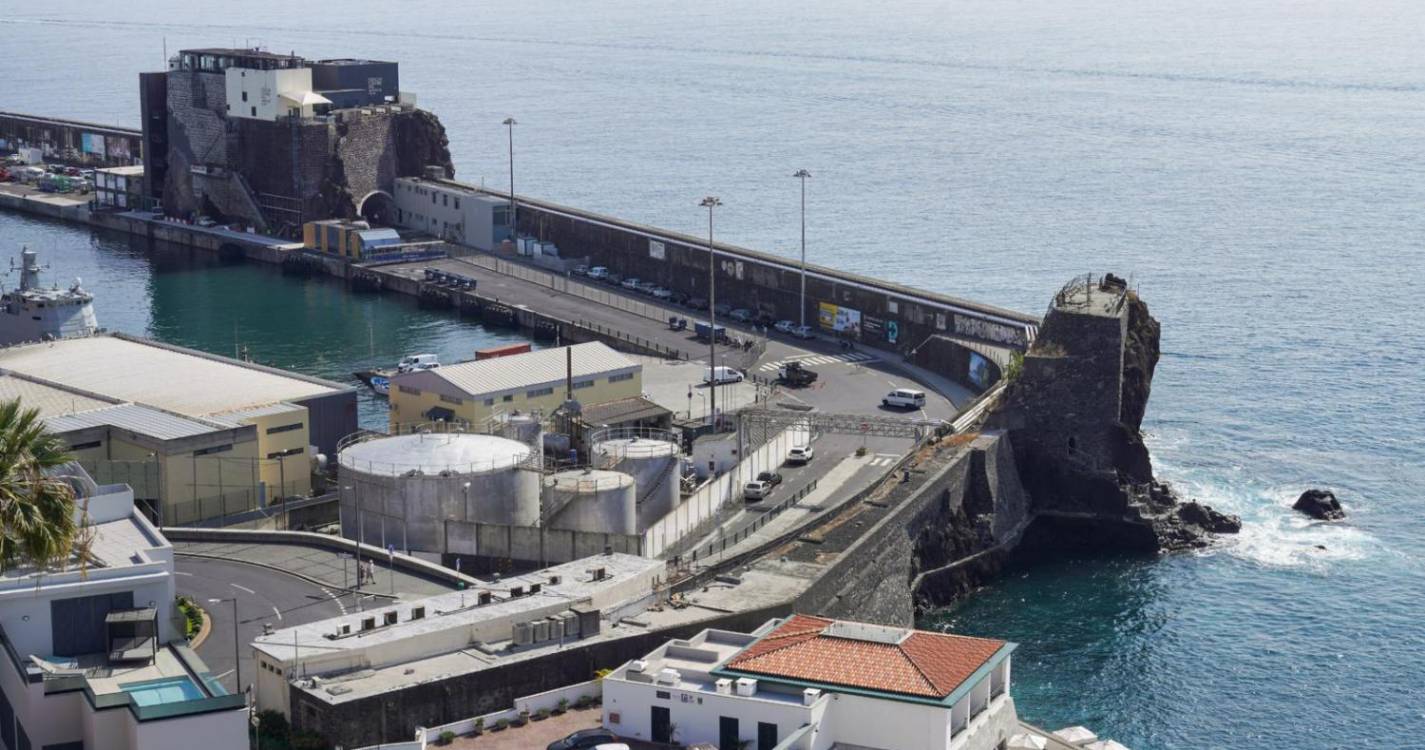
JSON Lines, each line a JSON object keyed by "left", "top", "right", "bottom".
{"left": 392, "top": 177, "right": 512, "bottom": 249}
{"left": 0, "top": 466, "right": 247, "bottom": 750}
{"left": 601, "top": 614, "right": 1020, "bottom": 750}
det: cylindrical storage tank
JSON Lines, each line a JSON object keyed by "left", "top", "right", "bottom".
{"left": 338, "top": 433, "right": 538, "bottom": 555}
{"left": 493, "top": 412, "right": 542, "bottom": 447}
{"left": 546, "top": 469, "right": 636, "bottom": 535}
{"left": 591, "top": 429, "right": 681, "bottom": 525}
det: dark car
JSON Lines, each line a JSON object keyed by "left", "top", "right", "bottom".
{"left": 713, "top": 302, "right": 732, "bottom": 317}
{"left": 668, "top": 290, "right": 689, "bottom": 305}
{"left": 754, "top": 311, "right": 777, "bottom": 327}
{"left": 548, "top": 728, "right": 620, "bottom": 750}
{"left": 605, "top": 272, "right": 624, "bottom": 285}
{"left": 686, "top": 296, "right": 709, "bottom": 310}
{"left": 757, "top": 470, "right": 783, "bottom": 487}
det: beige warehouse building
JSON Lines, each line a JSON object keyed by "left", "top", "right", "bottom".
{"left": 388, "top": 342, "right": 642, "bottom": 431}
{"left": 0, "top": 333, "right": 356, "bottom": 525}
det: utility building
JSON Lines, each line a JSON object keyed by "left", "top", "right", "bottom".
{"left": 387, "top": 342, "right": 642, "bottom": 431}
{"left": 0, "top": 333, "right": 356, "bottom": 525}
{"left": 392, "top": 176, "right": 512, "bottom": 248}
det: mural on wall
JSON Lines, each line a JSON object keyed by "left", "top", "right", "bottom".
{"left": 968, "top": 351, "right": 994, "bottom": 390}
{"left": 818, "top": 302, "right": 862, "bottom": 337}
{"left": 106, "top": 138, "right": 132, "bottom": 161}
{"left": 649, "top": 239, "right": 666, "bottom": 260}
{"left": 953, "top": 314, "right": 1028, "bottom": 346}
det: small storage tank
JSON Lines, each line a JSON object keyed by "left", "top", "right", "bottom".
{"left": 591, "top": 428, "right": 681, "bottom": 525}
{"left": 491, "top": 411, "right": 542, "bottom": 448}
{"left": 338, "top": 432, "right": 538, "bottom": 555}
{"left": 545, "top": 468, "right": 636, "bottom": 535}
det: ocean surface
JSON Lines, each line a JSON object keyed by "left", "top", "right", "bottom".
{"left": 2, "top": 2, "right": 1422, "bottom": 747}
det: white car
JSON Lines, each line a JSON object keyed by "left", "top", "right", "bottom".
{"left": 790, "top": 325, "right": 815, "bottom": 339}
{"left": 587, "top": 266, "right": 609, "bottom": 280}
{"left": 786, "top": 445, "right": 814, "bottom": 464}
{"left": 703, "top": 366, "right": 745, "bottom": 384}
{"left": 882, "top": 388, "right": 926, "bottom": 409}
{"left": 744, "top": 480, "right": 770, "bottom": 501}
{"left": 774, "top": 319, "right": 796, "bottom": 334}
{"left": 621, "top": 277, "right": 642, "bottom": 290}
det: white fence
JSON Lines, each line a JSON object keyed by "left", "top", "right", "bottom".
{"left": 642, "top": 422, "right": 810, "bottom": 558}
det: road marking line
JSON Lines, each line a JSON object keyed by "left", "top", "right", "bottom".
{"left": 173, "top": 571, "right": 193, "bottom": 577}
{"left": 231, "top": 584, "right": 255, "bottom": 595}
{"left": 271, "top": 606, "right": 283, "bottom": 621}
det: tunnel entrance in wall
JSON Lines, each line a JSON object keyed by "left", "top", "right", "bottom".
{"left": 357, "top": 190, "right": 396, "bottom": 226}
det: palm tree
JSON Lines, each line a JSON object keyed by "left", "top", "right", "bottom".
{"left": 0, "top": 398, "right": 79, "bottom": 573}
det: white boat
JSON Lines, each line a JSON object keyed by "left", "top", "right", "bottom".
{"left": 0, "top": 248, "right": 99, "bottom": 347}
{"left": 369, "top": 375, "right": 391, "bottom": 396}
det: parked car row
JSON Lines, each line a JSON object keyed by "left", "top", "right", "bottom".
{"left": 743, "top": 447, "right": 812, "bottom": 502}
{"left": 573, "top": 265, "right": 813, "bottom": 333}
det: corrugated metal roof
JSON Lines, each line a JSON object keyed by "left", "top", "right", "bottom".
{"left": 581, "top": 396, "right": 670, "bottom": 426}
{"left": 0, "top": 335, "right": 345, "bottom": 417}
{"left": 406, "top": 343, "right": 638, "bottom": 399}
{"left": 46, "top": 403, "right": 236, "bottom": 440}
{"left": 213, "top": 401, "right": 307, "bottom": 421}
{"left": 0, "top": 374, "right": 115, "bottom": 418}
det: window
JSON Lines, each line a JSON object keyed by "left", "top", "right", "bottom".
{"left": 608, "top": 372, "right": 634, "bottom": 383}
{"left": 655, "top": 691, "right": 671, "bottom": 700}
{"left": 526, "top": 387, "right": 554, "bottom": 398}
{"left": 194, "top": 444, "right": 233, "bottom": 456}
{"left": 573, "top": 379, "right": 594, "bottom": 390}
{"left": 454, "top": 198, "right": 460, "bottom": 210}
{"left": 502, "top": 394, "right": 514, "bottom": 403}
{"left": 399, "top": 385, "right": 421, "bottom": 396}
{"left": 483, "top": 398, "right": 495, "bottom": 406}
{"left": 440, "top": 394, "right": 463, "bottom": 405}
{"left": 251, "top": 106, "right": 257, "bottom": 117}
{"left": 266, "top": 422, "right": 304, "bottom": 434}
{"left": 432, "top": 192, "right": 437, "bottom": 205}
{"left": 442, "top": 194, "right": 448, "bottom": 206}
{"left": 68, "top": 440, "right": 102, "bottom": 451}
{"left": 267, "top": 447, "right": 304, "bottom": 460}
{"left": 242, "top": 91, "right": 248, "bottom": 102}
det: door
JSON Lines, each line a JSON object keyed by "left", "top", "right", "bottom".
{"left": 719, "top": 716, "right": 740, "bottom": 750}
{"left": 758, "top": 721, "right": 779, "bottom": 750}
{"left": 651, "top": 706, "right": 672, "bottom": 743}
{"left": 50, "top": 591, "right": 132, "bottom": 656}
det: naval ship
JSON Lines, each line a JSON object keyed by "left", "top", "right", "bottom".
{"left": 0, "top": 248, "right": 99, "bottom": 347}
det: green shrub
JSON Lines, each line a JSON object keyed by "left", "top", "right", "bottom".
{"left": 534, "top": 707, "right": 550, "bottom": 720}
{"left": 438, "top": 730, "right": 456, "bottom": 745}
{"left": 493, "top": 718, "right": 509, "bottom": 731}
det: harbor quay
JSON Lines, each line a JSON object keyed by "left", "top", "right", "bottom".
{"left": 0, "top": 45, "right": 1232, "bottom": 750}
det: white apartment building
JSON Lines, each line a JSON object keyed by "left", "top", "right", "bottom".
{"left": 0, "top": 466, "right": 247, "bottom": 750}
{"left": 224, "top": 67, "right": 331, "bottom": 121}
{"left": 602, "top": 614, "right": 1019, "bottom": 750}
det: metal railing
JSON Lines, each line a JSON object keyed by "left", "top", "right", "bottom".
{"left": 574, "top": 319, "right": 685, "bottom": 359}
{"left": 683, "top": 478, "right": 819, "bottom": 563}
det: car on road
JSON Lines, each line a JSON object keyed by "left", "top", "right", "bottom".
{"left": 651, "top": 287, "right": 673, "bottom": 300}
{"left": 572, "top": 264, "right": 589, "bottom": 276}
{"left": 729, "top": 308, "right": 753, "bottom": 323}
{"left": 686, "top": 296, "right": 709, "bottom": 310}
{"left": 744, "top": 479, "right": 771, "bottom": 501}
{"left": 758, "top": 470, "right": 783, "bottom": 487}
{"left": 703, "top": 366, "right": 745, "bottom": 384}
{"left": 605, "top": 272, "right": 624, "bottom": 285}
{"left": 196, "top": 216, "right": 218, "bottom": 227}
{"left": 786, "top": 445, "right": 815, "bottom": 465}
{"left": 713, "top": 302, "right": 732, "bottom": 317}
{"left": 668, "top": 290, "right": 689, "bottom": 305}
{"left": 790, "top": 324, "right": 815, "bottom": 339}
{"left": 622, "top": 277, "right": 642, "bottom": 290}
{"left": 882, "top": 388, "right": 927, "bottom": 409}
{"left": 774, "top": 319, "right": 796, "bottom": 334}
{"left": 548, "top": 728, "right": 620, "bottom": 750}
{"left": 637, "top": 281, "right": 659, "bottom": 295}
{"left": 587, "top": 266, "right": 608, "bottom": 279}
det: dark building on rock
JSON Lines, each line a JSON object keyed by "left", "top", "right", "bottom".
{"left": 139, "top": 47, "right": 452, "bottom": 236}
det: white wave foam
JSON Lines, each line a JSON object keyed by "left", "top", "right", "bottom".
{"left": 1158, "top": 461, "right": 1378, "bottom": 571}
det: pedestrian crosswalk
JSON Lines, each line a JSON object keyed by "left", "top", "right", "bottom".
{"left": 868, "top": 453, "right": 899, "bottom": 467}
{"left": 757, "top": 351, "right": 878, "bottom": 372}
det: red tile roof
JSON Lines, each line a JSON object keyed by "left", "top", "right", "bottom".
{"left": 725, "top": 614, "right": 1006, "bottom": 699}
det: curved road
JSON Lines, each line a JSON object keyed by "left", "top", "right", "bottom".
{"left": 175, "top": 557, "right": 354, "bottom": 695}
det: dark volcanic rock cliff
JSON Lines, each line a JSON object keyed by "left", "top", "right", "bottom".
{"left": 985, "top": 275, "right": 1239, "bottom": 553}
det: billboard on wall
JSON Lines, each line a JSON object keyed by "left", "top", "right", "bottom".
{"left": 817, "top": 302, "right": 862, "bottom": 337}
{"left": 968, "top": 351, "right": 994, "bottom": 390}
{"left": 80, "top": 132, "right": 106, "bottom": 155}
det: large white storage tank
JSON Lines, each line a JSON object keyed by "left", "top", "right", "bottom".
{"left": 338, "top": 432, "right": 538, "bottom": 554}
{"left": 545, "top": 468, "right": 636, "bottom": 535}
{"left": 590, "top": 428, "right": 681, "bottom": 525}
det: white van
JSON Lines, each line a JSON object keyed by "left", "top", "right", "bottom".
{"left": 397, "top": 353, "right": 440, "bottom": 373}
{"left": 587, "top": 266, "right": 609, "bottom": 280}
{"left": 882, "top": 388, "right": 926, "bottom": 409}
{"left": 703, "top": 366, "right": 745, "bottom": 384}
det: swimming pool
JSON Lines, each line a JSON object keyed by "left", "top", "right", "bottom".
{"left": 119, "top": 676, "right": 204, "bottom": 707}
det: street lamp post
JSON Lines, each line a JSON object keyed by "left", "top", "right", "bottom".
{"left": 503, "top": 117, "right": 518, "bottom": 243}
{"left": 700, "top": 196, "right": 722, "bottom": 428}
{"left": 793, "top": 169, "right": 811, "bottom": 329}
{"left": 208, "top": 597, "right": 241, "bottom": 696}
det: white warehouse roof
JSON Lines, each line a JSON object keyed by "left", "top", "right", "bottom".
{"left": 0, "top": 334, "right": 349, "bottom": 417}
{"left": 398, "top": 342, "right": 638, "bottom": 399}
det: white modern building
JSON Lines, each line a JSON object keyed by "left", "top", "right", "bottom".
{"left": 224, "top": 66, "right": 330, "bottom": 121}
{"left": 0, "top": 466, "right": 247, "bottom": 750}
{"left": 392, "top": 177, "right": 512, "bottom": 249}
{"left": 602, "top": 614, "right": 1019, "bottom": 750}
